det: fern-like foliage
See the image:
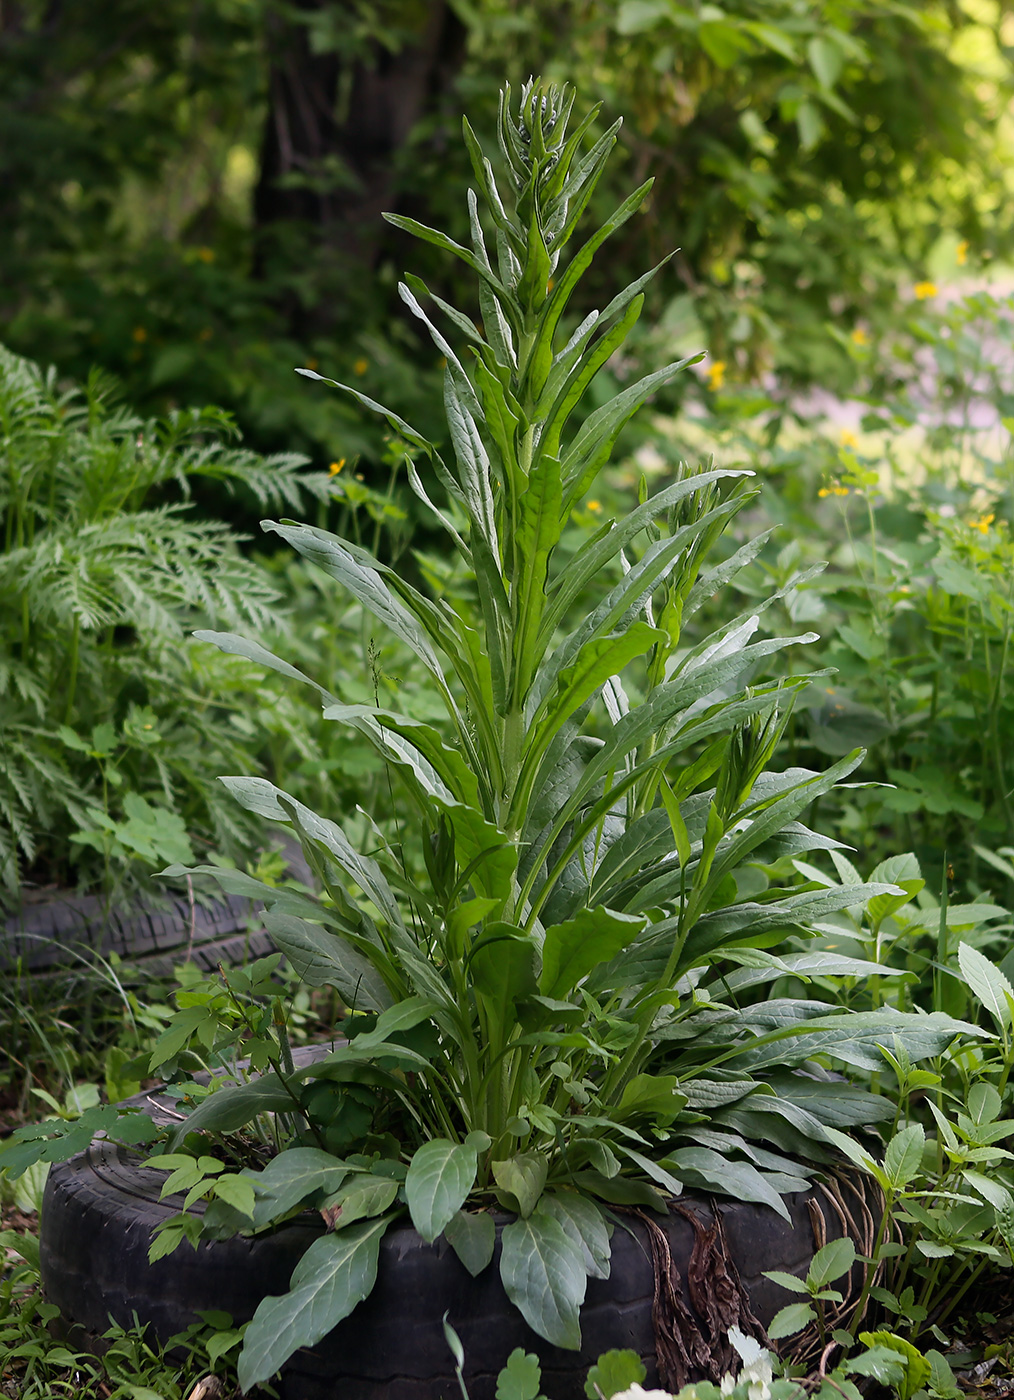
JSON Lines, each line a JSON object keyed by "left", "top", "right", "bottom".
{"left": 0, "top": 346, "right": 328, "bottom": 902}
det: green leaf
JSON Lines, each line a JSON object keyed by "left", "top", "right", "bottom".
{"left": 857, "top": 1332, "right": 932, "bottom": 1400}
{"left": 535, "top": 623, "right": 664, "bottom": 760}
{"left": 435, "top": 801, "right": 518, "bottom": 905}
{"left": 492, "top": 1153, "right": 549, "bottom": 1218}
{"left": 322, "top": 1174, "right": 399, "bottom": 1227}
{"left": 584, "top": 1350, "right": 646, "bottom": 1399}
{"left": 958, "top": 941, "right": 1013, "bottom": 1031}
{"left": 767, "top": 1301, "right": 815, "bottom": 1339}
{"left": 496, "top": 1348, "right": 545, "bottom": 1400}
{"left": 405, "top": 1138, "right": 480, "bottom": 1243}
{"left": 763, "top": 1270, "right": 811, "bottom": 1295}
{"left": 499, "top": 1211, "right": 587, "bottom": 1350}
{"left": 261, "top": 911, "right": 392, "bottom": 1012}
{"left": 808, "top": 34, "right": 844, "bottom": 88}
{"left": 295, "top": 367, "right": 435, "bottom": 450}
{"left": 883, "top": 1124, "right": 924, "bottom": 1189}
{"left": 539, "top": 908, "right": 645, "bottom": 998}
{"left": 471, "top": 926, "right": 538, "bottom": 1031}
{"left": 538, "top": 1193, "right": 611, "bottom": 1280}
{"left": 212, "top": 1173, "right": 257, "bottom": 1219}
{"left": 444, "top": 1208, "right": 496, "bottom": 1277}
{"left": 237, "top": 1215, "right": 392, "bottom": 1391}
{"left": 248, "top": 1148, "right": 351, "bottom": 1226}
{"left": 194, "top": 630, "right": 333, "bottom": 701}
{"left": 263, "top": 521, "right": 445, "bottom": 682}
{"left": 167, "top": 1076, "right": 296, "bottom": 1147}
{"left": 615, "top": 1073, "right": 685, "bottom": 1124}
{"left": 807, "top": 1236, "right": 856, "bottom": 1288}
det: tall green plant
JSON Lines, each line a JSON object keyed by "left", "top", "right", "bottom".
{"left": 21, "top": 83, "right": 979, "bottom": 1391}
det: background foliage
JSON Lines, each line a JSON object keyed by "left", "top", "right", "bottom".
{"left": 1, "top": 0, "right": 1012, "bottom": 475}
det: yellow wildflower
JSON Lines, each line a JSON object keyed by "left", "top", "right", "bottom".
{"left": 971, "top": 512, "right": 994, "bottom": 534}
{"left": 706, "top": 360, "right": 726, "bottom": 390}
{"left": 818, "top": 485, "right": 850, "bottom": 498}
{"left": 956, "top": 240, "right": 969, "bottom": 266}
{"left": 329, "top": 459, "right": 346, "bottom": 477}
{"left": 914, "top": 281, "right": 938, "bottom": 301}
{"left": 353, "top": 357, "right": 369, "bottom": 376}
{"left": 197, "top": 247, "right": 215, "bottom": 264}
{"left": 132, "top": 326, "right": 148, "bottom": 343}
{"left": 587, "top": 500, "right": 602, "bottom": 513}
{"left": 850, "top": 327, "right": 869, "bottom": 346}
{"left": 839, "top": 428, "right": 858, "bottom": 448}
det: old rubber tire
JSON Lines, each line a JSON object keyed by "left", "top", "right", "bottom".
{"left": 40, "top": 1133, "right": 854, "bottom": 1400}
{"left": 1, "top": 838, "right": 310, "bottom": 978}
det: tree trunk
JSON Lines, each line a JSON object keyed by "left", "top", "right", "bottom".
{"left": 254, "top": 0, "right": 466, "bottom": 323}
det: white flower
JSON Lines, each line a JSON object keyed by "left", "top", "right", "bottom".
{"left": 726, "top": 1326, "right": 774, "bottom": 1400}
{"left": 612, "top": 1386, "right": 674, "bottom": 1400}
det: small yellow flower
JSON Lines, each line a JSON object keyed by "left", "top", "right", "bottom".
{"left": 132, "top": 326, "right": 148, "bottom": 343}
{"left": 914, "top": 281, "right": 938, "bottom": 301}
{"left": 353, "top": 357, "right": 369, "bottom": 376}
{"left": 329, "top": 459, "right": 346, "bottom": 477}
{"left": 971, "top": 512, "right": 995, "bottom": 534}
{"left": 818, "top": 484, "right": 850, "bottom": 498}
{"left": 834, "top": 486, "right": 849, "bottom": 497}
{"left": 839, "top": 428, "right": 858, "bottom": 448}
{"left": 706, "top": 360, "right": 726, "bottom": 390}
{"left": 586, "top": 500, "right": 602, "bottom": 513}
{"left": 197, "top": 247, "right": 215, "bottom": 264}
{"left": 850, "top": 327, "right": 869, "bottom": 346}
{"left": 956, "top": 240, "right": 969, "bottom": 266}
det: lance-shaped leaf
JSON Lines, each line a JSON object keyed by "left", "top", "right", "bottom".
{"left": 527, "top": 500, "right": 743, "bottom": 722}
{"left": 238, "top": 1215, "right": 393, "bottom": 1392}
{"left": 260, "top": 910, "right": 393, "bottom": 1011}
{"left": 518, "top": 622, "right": 664, "bottom": 809}
{"left": 722, "top": 1009, "right": 987, "bottom": 1074}
{"left": 295, "top": 367, "right": 434, "bottom": 450}
{"left": 540, "top": 468, "right": 749, "bottom": 647}
{"left": 512, "top": 449, "right": 564, "bottom": 694}
{"left": 540, "top": 907, "right": 645, "bottom": 998}
{"left": 524, "top": 178, "right": 653, "bottom": 404}
{"left": 560, "top": 354, "right": 703, "bottom": 512}
{"left": 383, "top": 212, "right": 519, "bottom": 316}
{"left": 958, "top": 942, "right": 1014, "bottom": 1032}
{"left": 193, "top": 630, "right": 336, "bottom": 703}
{"left": 218, "top": 777, "right": 403, "bottom": 930}
{"left": 405, "top": 1133, "right": 489, "bottom": 1243}
{"left": 662, "top": 1146, "right": 789, "bottom": 1218}
{"left": 263, "top": 521, "right": 445, "bottom": 682}
{"left": 166, "top": 1075, "right": 297, "bottom": 1148}
{"left": 537, "top": 293, "right": 644, "bottom": 459}
{"left": 323, "top": 703, "right": 481, "bottom": 809}
{"left": 499, "top": 1210, "right": 587, "bottom": 1350}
